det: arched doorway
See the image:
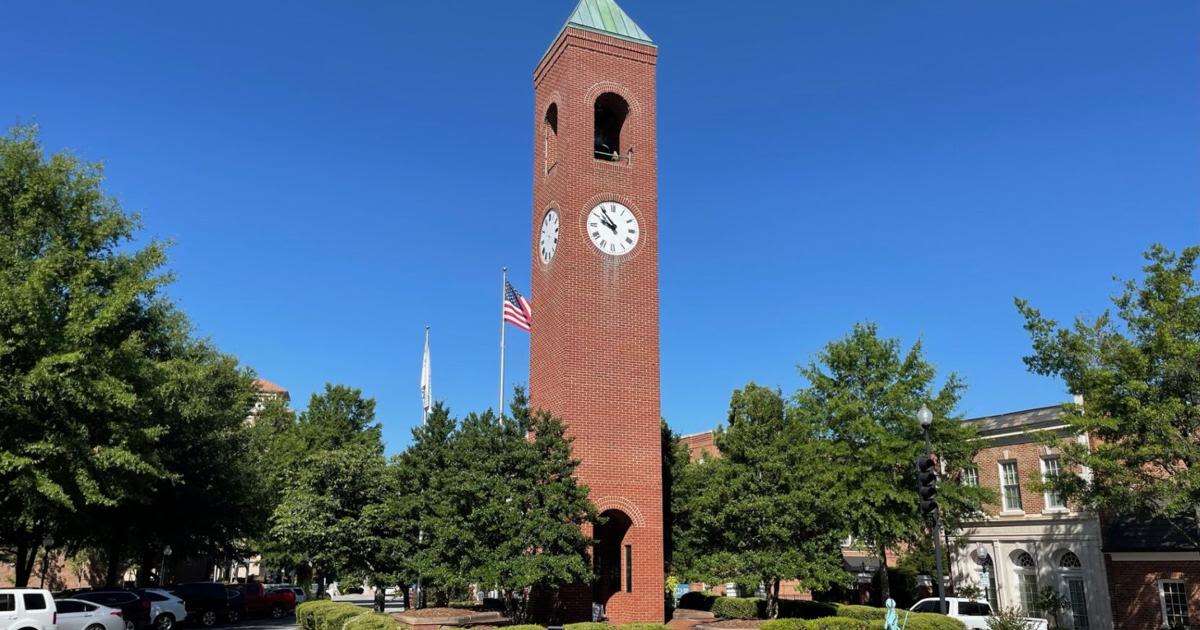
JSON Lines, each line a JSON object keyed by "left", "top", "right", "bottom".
{"left": 593, "top": 509, "right": 632, "bottom": 618}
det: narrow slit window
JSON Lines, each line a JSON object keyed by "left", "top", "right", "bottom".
{"left": 544, "top": 103, "right": 558, "bottom": 173}
{"left": 624, "top": 544, "right": 632, "bottom": 593}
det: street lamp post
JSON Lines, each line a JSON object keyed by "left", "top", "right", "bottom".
{"left": 39, "top": 535, "right": 54, "bottom": 589}
{"left": 918, "top": 404, "right": 947, "bottom": 613}
{"left": 160, "top": 545, "right": 173, "bottom": 586}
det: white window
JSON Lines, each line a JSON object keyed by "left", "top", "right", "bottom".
{"left": 1159, "top": 580, "right": 1190, "bottom": 629}
{"left": 962, "top": 467, "right": 979, "bottom": 487}
{"left": 1042, "top": 457, "right": 1065, "bottom": 510}
{"left": 1015, "top": 551, "right": 1039, "bottom": 615}
{"left": 1001, "top": 461, "right": 1023, "bottom": 512}
{"left": 1059, "top": 552, "right": 1088, "bottom": 630}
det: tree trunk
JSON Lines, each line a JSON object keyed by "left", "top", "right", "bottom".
{"left": 14, "top": 540, "right": 35, "bottom": 587}
{"left": 105, "top": 533, "right": 124, "bottom": 587}
{"left": 769, "top": 578, "right": 781, "bottom": 619}
{"left": 136, "top": 548, "right": 154, "bottom": 586}
{"left": 877, "top": 542, "right": 890, "bottom": 603}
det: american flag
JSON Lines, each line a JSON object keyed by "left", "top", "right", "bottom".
{"left": 503, "top": 280, "right": 532, "bottom": 332}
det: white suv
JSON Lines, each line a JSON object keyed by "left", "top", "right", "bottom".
{"left": 0, "top": 589, "right": 58, "bottom": 630}
{"left": 910, "top": 597, "right": 1049, "bottom": 630}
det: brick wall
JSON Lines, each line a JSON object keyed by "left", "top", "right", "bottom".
{"left": 972, "top": 439, "right": 1067, "bottom": 517}
{"left": 528, "top": 26, "right": 664, "bottom": 625}
{"left": 1104, "top": 557, "right": 1200, "bottom": 629}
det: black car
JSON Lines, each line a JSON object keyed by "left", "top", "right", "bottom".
{"left": 70, "top": 590, "right": 152, "bottom": 630}
{"left": 165, "top": 582, "right": 236, "bottom": 627}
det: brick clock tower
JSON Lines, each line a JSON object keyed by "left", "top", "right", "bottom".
{"left": 529, "top": 0, "right": 663, "bottom": 624}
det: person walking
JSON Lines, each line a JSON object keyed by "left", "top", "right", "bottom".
{"left": 375, "top": 584, "right": 387, "bottom": 613}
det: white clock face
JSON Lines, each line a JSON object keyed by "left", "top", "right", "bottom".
{"left": 587, "top": 202, "right": 639, "bottom": 256}
{"left": 539, "top": 209, "right": 560, "bottom": 265}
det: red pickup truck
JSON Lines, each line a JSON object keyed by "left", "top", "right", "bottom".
{"left": 228, "top": 583, "right": 296, "bottom": 619}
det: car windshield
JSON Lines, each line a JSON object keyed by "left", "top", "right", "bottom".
{"left": 912, "top": 600, "right": 949, "bottom": 614}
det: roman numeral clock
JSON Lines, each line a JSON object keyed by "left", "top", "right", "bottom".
{"left": 528, "top": 0, "right": 663, "bottom": 624}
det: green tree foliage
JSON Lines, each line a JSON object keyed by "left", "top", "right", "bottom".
{"left": 0, "top": 125, "right": 260, "bottom": 585}
{"left": 1017, "top": 244, "right": 1200, "bottom": 544}
{"left": 685, "top": 384, "right": 850, "bottom": 618}
{"left": 269, "top": 385, "right": 387, "bottom": 585}
{"left": 793, "top": 323, "right": 990, "bottom": 600}
{"left": 661, "top": 420, "right": 693, "bottom": 579}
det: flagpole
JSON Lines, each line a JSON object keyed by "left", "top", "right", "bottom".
{"left": 499, "top": 266, "right": 507, "bottom": 419}
{"left": 422, "top": 325, "right": 430, "bottom": 425}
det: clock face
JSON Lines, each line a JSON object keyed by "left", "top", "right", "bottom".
{"left": 539, "top": 209, "right": 560, "bottom": 265}
{"left": 587, "top": 202, "right": 639, "bottom": 256}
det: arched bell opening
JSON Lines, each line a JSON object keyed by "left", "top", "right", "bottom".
{"left": 593, "top": 509, "right": 633, "bottom": 612}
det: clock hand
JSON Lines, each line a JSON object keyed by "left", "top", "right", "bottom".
{"left": 600, "top": 209, "right": 618, "bottom": 233}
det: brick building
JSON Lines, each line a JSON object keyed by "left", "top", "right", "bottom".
{"left": 949, "top": 404, "right": 1113, "bottom": 629}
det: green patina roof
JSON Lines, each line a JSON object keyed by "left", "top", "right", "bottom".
{"left": 565, "top": 0, "right": 653, "bottom": 45}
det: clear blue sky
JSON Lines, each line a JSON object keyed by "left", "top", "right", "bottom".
{"left": 4, "top": 1, "right": 1197, "bottom": 452}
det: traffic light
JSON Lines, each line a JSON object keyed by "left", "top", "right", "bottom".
{"left": 917, "top": 454, "right": 938, "bottom": 516}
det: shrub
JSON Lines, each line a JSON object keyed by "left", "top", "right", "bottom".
{"left": 983, "top": 608, "right": 1029, "bottom": 630}
{"left": 505, "top": 625, "right": 546, "bottom": 630}
{"left": 833, "top": 605, "right": 888, "bottom": 621}
{"left": 777, "top": 600, "right": 839, "bottom": 620}
{"left": 807, "top": 619, "right": 868, "bottom": 630}
{"left": 297, "top": 601, "right": 340, "bottom": 630}
{"left": 344, "top": 613, "right": 404, "bottom": 630}
{"left": 762, "top": 619, "right": 810, "bottom": 630}
{"left": 618, "top": 625, "right": 670, "bottom": 630}
{"left": 564, "top": 623, "right": 613, "bottom": 630}
{"left": 320, "top": 603, "right": 370, "bottom": 630}
{"left": 677, "top": 592, "right": 717, "bottom": 611}
{"left": 905, "top": 612, "right": 965, "bottom": 630}
{"left": 711, "top": 597, "right": 760, "bottom": 620}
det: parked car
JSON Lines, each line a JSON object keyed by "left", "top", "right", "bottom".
{"left": 70, "top": 591, "right": 151, "bottom": 630}
{"left": 263, "top": 585, "right": 304, "bottom": 605}
{"left": 0, "top": 589, "right": 58, "bottom": 630}
{"left": 54, "top": 598, "right": 125, "bottom": 630}
{"left": 132, "top": 591, "right": 185, "bottom": 630}
{"left": 228, "top": 583, "right": 294, "bottom": 620}
{"left": 909, "top": 598, "right": 1049, "bottom": 630}
{"left": 163, "top": 583, "right": 232, "bottom": 628}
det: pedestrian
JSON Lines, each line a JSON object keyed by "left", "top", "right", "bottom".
{"left": 375, "top": 584, "right": 386, "bottom": 613}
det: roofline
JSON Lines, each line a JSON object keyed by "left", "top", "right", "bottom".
{"left": 964, "top": 403, "right": 1064, "bottom": 423}
{"left": 680, "top": 430, "right": 714, "bottom": 439}
{"left": 536, "top": 23, "right": 656, "bottom": 74}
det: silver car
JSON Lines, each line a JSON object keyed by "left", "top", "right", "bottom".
{"left": 54, "top": 599, "right": 126, "bottom": 630}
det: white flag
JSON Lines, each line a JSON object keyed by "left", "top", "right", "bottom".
{"left": 420, "top": 327, "right": 432, "bottom": 421}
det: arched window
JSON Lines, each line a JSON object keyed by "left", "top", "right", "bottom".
{"left": 1013, "top": 551, "right": 1039, "bottom": 616}
{"left": 977, "top": 554, "right": 999, "bottom": 611}
{"left": 544, "top": 103, "right": 558, "bottom": 174}
{"left": 1058, "top": 551, "right": 1089, "bottom": 629}
{"left": 593, "top": 92, "right": 628, "bottom": 161}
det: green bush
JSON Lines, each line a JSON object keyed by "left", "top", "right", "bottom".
{"left": 617, "top": 625, "right": 670, "bottom": 630}
{"left": 505, "top": 625, "right": 546, "bottom": 630}
{"left": 564, "top": 623, "right": 613, "bottom": 630}
{"left": 320, "top": 603, "right": 370, "bottom": 630}
{"left": 762, "top": 619, "right": 810, "bottom": 630}
{"left": 904, "top": 613, "right": 965, "bottom": 630}
{"left": 677, "top": 592, "right": 717, "bottom": 611}
{"left": 343, "top": 613, "right": 404, "bottom": 630}
{"left": 297, "top": 601, "right": 340, "bottom": 630}
{"left": 777, "top": 600, "right": 839, "bottom": 620}
{"left": 834, "top": 605, "right": 888, "bottom": 621}
{"left": 807, "top": 619, "right": 868, "bottom": 630}
{"left": 711, "top": 597, "right": 761, "bottom": 619}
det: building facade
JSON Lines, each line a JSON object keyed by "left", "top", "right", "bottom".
{"left": 949, "top": 405, "right": 1113, "bottom": 630}
{"left": 528, "top": 0, "right": 664, "bottom": 623}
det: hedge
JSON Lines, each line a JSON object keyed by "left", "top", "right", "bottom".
{"left": 505, "top": 625, "right": 546, "bottom": 630}
{"left": 564, "top": 623, "right": 613, "bottom": 630}
{"left": 806, "top": 619, "right": 869, "bottom": 630}
{"left": 297, "top": 601, "right": 341, "bottom": 630}
{"left": 834, "top": 605, "right": 887, "bottom": 622}
{"left": 862, "top": 613, "right": 966, "bottom": 630}
{"left": 676, "top": 592, "right": 717, "bottom": 611}
{"left": 343, "top": 613, "right": 405, "bottom": 630}
{"left": 762, "top": 619, "right": 810, "bottom": 630}
{"left": 777, "top": 600, "right": 839, "bottom": 620}
{"left": 711, "top": 597, "right": 760, "bottom": 620}
{"left": 319, "top": 603, "right": 371, "bottom": 630}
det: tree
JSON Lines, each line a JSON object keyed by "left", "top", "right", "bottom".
{"left": 662, "top": 420, "right": 694, "bottom": 582}
{"left": 1017, "top": 244, "right": 1200, "bottom": 545}
{"left": 0, "top": 125, "right": 195, "bottom": 585}
{"left": 684, "top": 383, "right": 850, "bottom": 618}
{"left": 793, "top": 323, "right": 990, "bottom": 601}
{"left": 268, "top": 386, "right": 387, "bottom": 587}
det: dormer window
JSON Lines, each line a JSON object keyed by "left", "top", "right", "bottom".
{"left": 593, "top": 92, "right": 628, "bottom": 161}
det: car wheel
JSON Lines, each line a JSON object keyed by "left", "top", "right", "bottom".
{"left": 200, "top": 611, "right": 217, "bottom": 627}
{"left": 226, "top": 609, "right": 240, "bottom": 624}
{"left": 86, "top": 623, "right": 106, "bottom": 630}
{"left": 155, "top": 614, "right": 175, "bottom": 630}
{"left": 125, "top": 620, "right": 136, "bottom": 630}
{"left": 270, "top": 605, "right": 285, "bottom": 619}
